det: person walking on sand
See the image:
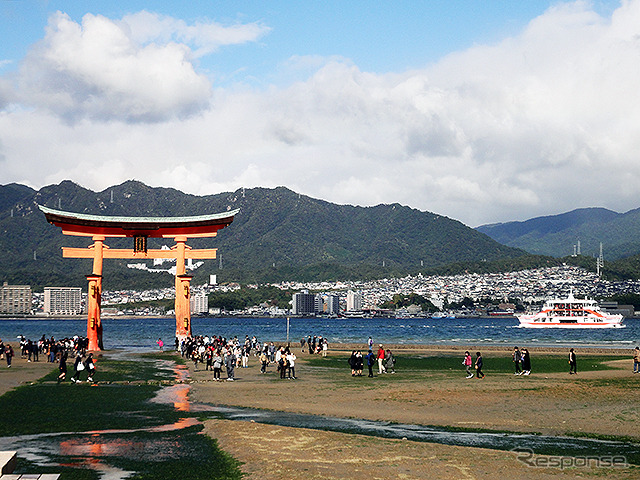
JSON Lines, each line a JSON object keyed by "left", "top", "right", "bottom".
{"left": 377, "top": 344, "right": 386, "bottom": 374}
{"left": 259, "top": 350, "right": 268, "bottom": 374}
{"left": 463, "top": 351, "right": 473, "bottom": 378}
{"left": 212, "top": 350, "right": 223, "bottom": 381}
{"left": 157, "top": 338, "right": 164, "bottom": 351}
{"left": 384, "top": 349, "right": 396, "bottom": 374}
{"left": 85, "top": 353, "right": 96, "bottom": 383}
{"left": 71, "top": 353, "right": 85, "bottom": 383}
{"left": 5, "top": 344, "right": 14, "bottom": 368}
{"left": 58, "top": 350, "right": 67, "bottom": 382}
{"left": 512, "top": 346, "right": 522, "bottom": 375}
{"left": 569, "top": 348, "right": 577, "bottom": 374}
{"left": 225, "top": 347, "right": 236, "bottom": 381}
{"left": 521, "top": 348, "right": 531, "bottom": 375}
{"left": 475, "top": 351, "right": 485, "bottom": 378}
{"left": 633, "top": 347, "right": 640, "bottom": 374}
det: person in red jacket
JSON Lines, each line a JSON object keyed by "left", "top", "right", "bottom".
{"left": 377, "top": 345, "right": 386, "bottom": 374}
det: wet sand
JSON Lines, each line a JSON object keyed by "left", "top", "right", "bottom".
{"left": 0, "top": 354, "right": 56, "bottom": 396}
{"left": 1, "top": 345, "right": 638, "bottom": 479}
{"left": 190, "top": 344, "right": 640, "bottom": 480}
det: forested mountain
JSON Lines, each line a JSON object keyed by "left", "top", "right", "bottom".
{"left": 477, "top": 207, "right": 640, "bottom": 260}
{"left": 0, "top": 180, "right": 527, "bottom": 289}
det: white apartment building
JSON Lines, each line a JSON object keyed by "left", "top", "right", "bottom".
{"left": 190, "top": 292, "right": 209, "bottom": 314}
{"left": 0, "top": 282, "right": 32, "bottom": 314}
{"left": 44, "top": 287, "right": 82, "bottom": 315}
{"left": 346, "top": 291, "right": 363, "bottom": 312}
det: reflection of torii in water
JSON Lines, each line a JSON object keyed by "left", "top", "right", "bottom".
{"left": 39, "top": 205, "right": 239, "bottom": 351}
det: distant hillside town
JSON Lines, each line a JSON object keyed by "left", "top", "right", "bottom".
{"left": 1, "top": 265, "right": 636, "bottom": 319}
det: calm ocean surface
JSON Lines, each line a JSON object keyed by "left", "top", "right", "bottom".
{"left": 0, "top": 316, "right": 638, "bottom": 351}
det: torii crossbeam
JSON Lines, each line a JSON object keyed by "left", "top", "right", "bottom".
{"left": 39, "top": 205, "right": 239, "bottom": 350}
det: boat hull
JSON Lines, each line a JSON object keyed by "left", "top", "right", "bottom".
{"left": 517, "top": 320, "right": 624, "bottom": 329}
{"left": 516, "top": 314, "right": 624, "bottom": 329}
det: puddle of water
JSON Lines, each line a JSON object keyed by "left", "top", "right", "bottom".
{"left": 151, "top": 383, "right": 190, "bottom": 412}
{"left": 194, "top": 404, "right": 640, "bottom": 463}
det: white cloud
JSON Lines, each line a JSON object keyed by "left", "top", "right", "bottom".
{"left": 120, "top": 11, "right": 270, "bottom": 58}
{"left": 10, "top": 11, "right": 267, "bottom": 122}
{"left": 3, "top": 2, "right": 640, "bottom": 227}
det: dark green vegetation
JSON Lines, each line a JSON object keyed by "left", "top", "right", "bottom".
{"left": 379, "top": 293, "right": 438, "bottom": 312}
{"left": 0, "top": 353, "right": 242, "bottom": 480}
{"left": 477, "top": 206, "right": 640, "bottom": 260}
{"left": 208, "top": 285, "right": 294, "bottom": 311}
{"left": 0, "top": 180, "right": 529, "bottom": 289}
{"left": 307, "top": 352, "right": 620, "bottom": 374}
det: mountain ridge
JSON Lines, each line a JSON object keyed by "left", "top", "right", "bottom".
{"left": 0, "top": 180, "right": 526, "bottom": 289}
{"left": 476, "top": 207, "right": 640, "bottom": 259}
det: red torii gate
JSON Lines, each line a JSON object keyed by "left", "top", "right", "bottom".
{"left": 39, "top": 205, "right": 238, "bottom": 351}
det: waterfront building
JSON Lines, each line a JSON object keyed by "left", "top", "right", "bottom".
{"left": 319, "top": 294, "right": 340, "bottom": 315}
{"left": 190, "top": 292, "right": 209, "bottom": 314}
{"left": 346, "top": 291, "right": 363, "bottom": 312}
{"left": 0, "top": 282, "right": 32, "bottom": 314}
{"left": 44, "top": 287, "right": 82, "bottom": 315}
{"left": 293, "top": 291, "right": 316, "bottom": 315}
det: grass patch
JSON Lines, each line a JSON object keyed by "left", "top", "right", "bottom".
{"left": 308, "top": 353, "right": 623, "bottom": 374}
{"left": 0, "top": 353, "right": 243, "bottom": 480}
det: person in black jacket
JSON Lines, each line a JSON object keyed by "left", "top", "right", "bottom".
{"left": 85, "top": 353, "right": 95, "bottom": 382}
{"left": 521, "top": 348, "right": 531, "bottom": 375}
{"left": 348, "top": 351, "right": 357, "bottom": 376}
{"left": 569, "top": 348, "right": 577, "bottom": 374}
{"left": 475, "top": 352, "right": 485, "bottom": 378}
{"left": 71, "top": 354, "right": 84, "bottom": 383}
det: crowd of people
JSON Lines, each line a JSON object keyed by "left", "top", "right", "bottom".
{"left": 3, "top": 331, "right": 639, "bottom": 386}
{"left": 0, "top": 334, "right": 90, "bottom": 370}
{"left": 178, "top": 333, "right": 311, "bottom": 381}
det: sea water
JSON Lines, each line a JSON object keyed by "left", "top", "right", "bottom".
{"left": 0, "top": 316, "right": 638, "bottom": 351}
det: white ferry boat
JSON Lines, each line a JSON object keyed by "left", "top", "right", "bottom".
{"left": 517, "top": 292, "right": 624, "bottom": 328}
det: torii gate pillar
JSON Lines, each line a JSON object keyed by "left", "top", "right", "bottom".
{"left": 176, "top": 274, "right": 193, "bottom": 339}
{"left": 86, "top": 274, "right": 103, "bottom": 351}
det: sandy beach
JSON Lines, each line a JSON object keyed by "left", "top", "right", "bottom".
{"left": 0, "top": 352, "right": 57, "bottom": 397}
{"left": 190, "top": 344, "right": 640, "bottom": 480}
{"left": 1, "top": 344, "right": 638, "bottom": 479}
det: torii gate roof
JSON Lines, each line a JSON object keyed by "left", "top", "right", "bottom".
{"left": 39, "top": 205, "right": 240, "bottom": 238}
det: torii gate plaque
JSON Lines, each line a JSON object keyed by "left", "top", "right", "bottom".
{"left": 39, "top": 205, "right": 238, "bottom": 350}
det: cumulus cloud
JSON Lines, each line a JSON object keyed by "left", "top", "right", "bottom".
{"left": 3, "top": 2, "right": 640, "bottom": 226}
{"left": 11, "top": 11, "right": 267, "bottom": 122}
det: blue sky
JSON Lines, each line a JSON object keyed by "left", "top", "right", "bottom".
{"left": 0, "top": 0, "right": 635, "bottom": 226}
{"left": 1, "top": 1, "right": 567, "bottom": 81}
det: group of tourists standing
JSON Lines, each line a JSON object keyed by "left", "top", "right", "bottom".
{"left": 349, "top": 344, "right": 395, "bottom": 377}
{"left": 300, "top": 335, "right": 328, "bottom": 356}
{"left": 512, "top": 346, "right": 532, "bottom": 376}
